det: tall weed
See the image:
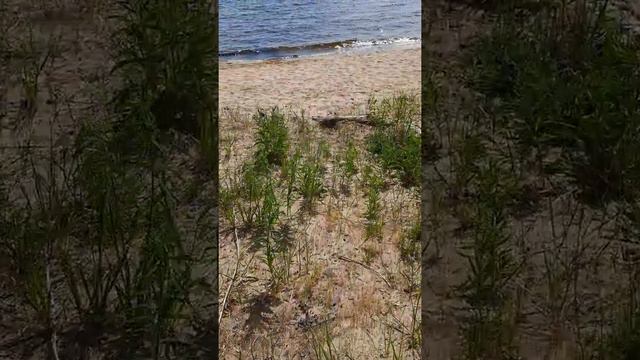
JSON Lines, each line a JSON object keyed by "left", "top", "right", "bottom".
{"left": 367, "top": 94, "right": 421, "bottom": 187}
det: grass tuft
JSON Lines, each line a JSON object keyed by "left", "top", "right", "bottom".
{"left": 254, "top": 108, "right": 290, "bottom": 171}
{"left": 470, "top": 0, "right": 640, "bottom": 205}
{"left": 367, "top": 94, "right": 421, "bottom": 187}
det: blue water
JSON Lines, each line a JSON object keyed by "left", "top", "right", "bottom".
{"left": 219, "top": 0, "right": 421, "bottom": 60}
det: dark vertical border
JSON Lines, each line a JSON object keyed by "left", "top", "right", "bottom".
{"left": 212, "top": 0, "right": 220, "bottom": 357}
{"left": 421, "top": 0, "right": 430, "bottom": 358}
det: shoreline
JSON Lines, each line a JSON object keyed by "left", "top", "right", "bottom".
{"left": 219, "top": 45, "right": 420, "bottom": 118}
{"left": 219, "top": 38, "right": 421, "bottom": 62}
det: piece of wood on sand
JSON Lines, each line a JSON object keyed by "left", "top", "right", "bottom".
{"left": 311, "top": 114, "right": 375, "bottom": 128}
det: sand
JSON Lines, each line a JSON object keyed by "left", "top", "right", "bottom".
{"left": 219, "top": 46, "right": 421, "bottom": 116}
{"left": 218, "top": 46, "right": 422, "bottom": 358}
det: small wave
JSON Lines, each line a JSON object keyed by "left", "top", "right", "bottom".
{"left": 219, "top": 48, "right": 262, "bottom": 57}
{"left": 219, "top": 37, "right": 420, "bottom": 60}
{"left": 336, "top": 37, "right": 420, "bottom": 49}
{"left": 220, "top": 39, "right": 358, "bottom": 57}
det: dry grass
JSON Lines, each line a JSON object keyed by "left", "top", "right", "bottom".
{"left": 218, "top": 96, "right": 421, "bottom": 358}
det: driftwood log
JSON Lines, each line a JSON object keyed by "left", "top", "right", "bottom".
{"left": 311, "top": 115, "right": 374, "bottom": 128}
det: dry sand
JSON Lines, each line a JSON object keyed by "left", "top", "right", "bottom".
{"left": 219, "top": 46, "right": 420, "bottom": 116}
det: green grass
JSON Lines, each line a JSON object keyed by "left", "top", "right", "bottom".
{"left": 367, "top": 94, "right": 421, "bottom": 187}
{"left": 224, "top": 162, "right": 273, "bottom": 229}
{"left": 254, "top": 108, "right": 290, "bottom": 171}
{"left": 341, "top": 140, "right": 359, "bottom": 179}
{"left": 282, "top": 148, "right": 302, "bottom": 212}
{"left": 299, "top": 143, "right": 326, "bottom": 209}
{"left": 458, "top": 161, "right": 519, "bottom": 359}
{"left": 310, "top": 324, "right": 339, "bottom": 360}
{"left": 450, "top": 0, "right": 640, "bottom": 357}
{"left": 470, "top": 0, "right": 640, "bottom": 205}
{"left": 111, "top": 0, "right": 217, "bottom": 171}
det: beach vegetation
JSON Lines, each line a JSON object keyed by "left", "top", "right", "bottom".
{"left": 219, "top": 91, "right": 420, "bottom": 357}
{"left": 367, "top": 94, "right": 421, "bottom": 187}
{"left": 0, "top": 0, "right": 217, "bottom": 358}
{"left": 424, "top": 0, "right": 640, "bottom": 357}
{"left": 254, "top": 108, "right": 290, "bottom": 171}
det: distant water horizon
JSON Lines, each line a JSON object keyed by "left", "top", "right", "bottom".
{"left": 219, "top": 0, "right": 421, "bottom": 61}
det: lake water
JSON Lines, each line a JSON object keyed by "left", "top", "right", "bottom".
{"left": 219, "top": 0, "right": 421, "bottom": 61}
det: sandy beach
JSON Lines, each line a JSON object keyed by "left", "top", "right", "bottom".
{"left": 218, "top": 45, "right": 422, "bottom": 358}
{"left": 219, "top": 46, "right": 421, "bottom": 116}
